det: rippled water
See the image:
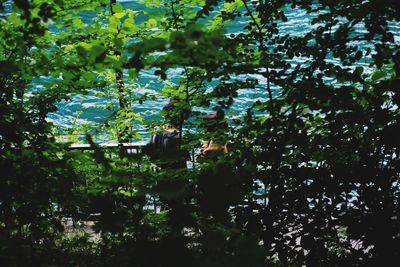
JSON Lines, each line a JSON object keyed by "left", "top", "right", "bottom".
{"left": 3, "top": 1, "right": 399, "bottom": 141}
{"left": 48, "top": 1, "right": 286, "bottom": 140}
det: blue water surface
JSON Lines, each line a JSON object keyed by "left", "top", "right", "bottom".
{"left": 3, "top": 0, "right": 398, "bottom": 142}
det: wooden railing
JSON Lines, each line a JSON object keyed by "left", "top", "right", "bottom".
{"left": 68, "top": 141, "right": 149, "bottom": 154}
{"left": 68, "top": 141, "right": 196, "bottom": 167}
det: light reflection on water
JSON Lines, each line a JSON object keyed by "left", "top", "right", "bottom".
{"left": 2, "top": 1, "right": 397, "bottom": 141}
{"left": 46, "top": 3, "right": 310, "bottom": 140}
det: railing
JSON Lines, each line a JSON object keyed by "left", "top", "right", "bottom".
{"left": 68, "top": 141, "right": 196, "bottom": 167}
{"left": 68, "top": 141, "right": 149, "bottom": 152}
{"left": 68, "top": 140, "right": 197, "bottom": 218}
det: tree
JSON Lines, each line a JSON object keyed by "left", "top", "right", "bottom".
{"left": 1, "top": 0, "right": 399, "bottom": 266}
{"left": 0, "top": 0, "right": 82, "bottom": 265}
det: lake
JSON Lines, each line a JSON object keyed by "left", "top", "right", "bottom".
{"left": 3, "top": 0, "right": 399, "bottom": 142}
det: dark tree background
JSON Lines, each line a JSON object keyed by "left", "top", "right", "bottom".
{"left": 1, "top": 0, "right": 399, "bottom": 266}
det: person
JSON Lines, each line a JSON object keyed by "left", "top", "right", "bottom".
{"left": 146, "top": 100, "right": 192, "bottom": 263}
{"left": 198, "top": 109, "right": 228, "bottom": 159}
{"left": 147, "top": 100, "right": 188, "bottom": 169}
{"left": 197, "top": 109, "right": 232, "bottom": 214}
{"left": 196, "top": 108, "right": 240, "bottom": 257}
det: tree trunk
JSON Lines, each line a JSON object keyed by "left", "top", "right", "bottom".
{"left": 110, "top": 0, "right": 129, "bottom": 144}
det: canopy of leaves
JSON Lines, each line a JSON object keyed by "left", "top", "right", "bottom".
{"left": 1, "top": 0, "right": 399, "bottom": 266}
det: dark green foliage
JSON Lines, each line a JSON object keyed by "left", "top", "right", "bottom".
{"left": 1, "top": 0, "right": 400, "bottom": 266}
{"left": 0, "top": 2, "right": 77, "bottom": 265}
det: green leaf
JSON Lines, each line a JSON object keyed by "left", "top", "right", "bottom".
{"left": 112, "top": 3, "right": 124, "bottom": 13}
{"left": 82, "top": 72, "right": 96, "bottom": 81}
{"left": 355, "top": 66, "right": 364, "bottom": 75}
{"left": 145, "top": 18, "right": 157, "bottom": 28}
{"left": 90, "top": 44, "right": 106, "bottom": 59}
{"left": 72, "top": 17, "right": 85, "bottom": 29}
{"left": 121, "top": 18, "right": 139, "bottom": 33}
{"left": 109, "top": 16, "right": 120, "bottom": 30}
{"left": 371, "top": 70, "right": 387, "bottom": 81}
{"left": 114, "top": 12, "right": 125, "bottom": 19}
